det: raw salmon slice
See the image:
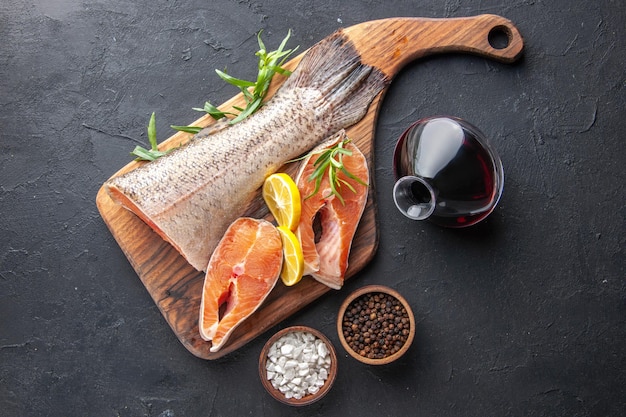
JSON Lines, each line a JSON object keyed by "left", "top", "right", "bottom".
{"left": 199, "top": 217, "right": 283, "bottom": 352}
{"left": 295, "top": 130, "right": 369, "bottom": 290}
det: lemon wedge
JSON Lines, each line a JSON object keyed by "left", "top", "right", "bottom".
{"left": 263, "top": 173, "right": 301, "bottom": 231}
{"left": 276, "top": 226, "right": 304, "bottom": 286}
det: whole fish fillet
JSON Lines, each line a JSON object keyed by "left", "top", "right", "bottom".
{"left": 104, "top": 31, "right": 388, "bottom": 271}
{"left": 295, "top": 130, "right": 369, "bottom": 290}
{"left": 198, "top": 217, "right": 282, "bottom": 352}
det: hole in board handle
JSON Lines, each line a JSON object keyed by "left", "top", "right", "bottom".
{"left": 488, "top": 25, "right": 512, "bottom": 50}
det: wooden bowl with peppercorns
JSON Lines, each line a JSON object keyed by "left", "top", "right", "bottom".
{"left": 337, "top": 285, "right": 415, "bottom": 365}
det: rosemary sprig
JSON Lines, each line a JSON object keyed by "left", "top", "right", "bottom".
{"left": 169, "top": 125, "right": 203, "bottom": 134}
{"left": 182, "top": 29, "right": 298, "bottom": 129}
{"left": 293, "top": 139, "right": 368, "bottom": 205}
{"left": 131, "top": 112, "right": 172, "bottom": 161}
{"left": 136, "top": 30, "right": 297, "bottom": 161}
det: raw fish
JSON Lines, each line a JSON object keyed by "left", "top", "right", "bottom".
{"left": 295, "top": 130, "right": 369, "bottom": 289}
{"left": 104, "top": 31, "right": 387, "bottom": 271}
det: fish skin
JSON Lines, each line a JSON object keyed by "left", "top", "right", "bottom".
{"left": 104, "top": 30, "right": 388, "bottom": 272}
{"left": 295, "top": 130, "right": 369, "bottom": 289}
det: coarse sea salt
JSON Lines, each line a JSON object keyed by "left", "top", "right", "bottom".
{"left": 265, "top": 331, "right": 332, "bottom": 400}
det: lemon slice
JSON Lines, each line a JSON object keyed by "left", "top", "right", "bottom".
{"left": 276, "top": 226, "right": 304, "bottom": 286}
{"left": 262, "top": 173, "right": 301, "bottom": 231}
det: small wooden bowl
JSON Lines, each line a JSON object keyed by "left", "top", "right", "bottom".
{"left": 337, "top": 285, "right": 415, "bottom": 365}
{"left": 259, "top": 326, "right": 337, "bottom": 406}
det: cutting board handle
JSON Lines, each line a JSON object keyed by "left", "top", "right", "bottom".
{"left": 344, "top": 14, "right": 524, "bottom": 77}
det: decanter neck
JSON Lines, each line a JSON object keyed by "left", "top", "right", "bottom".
{"left": 392, "top": 176, "right": 436, "bottom": 220}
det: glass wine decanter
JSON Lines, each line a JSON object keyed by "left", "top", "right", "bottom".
{"left": 392, "top": 116, "right": 504, "bottom": 227}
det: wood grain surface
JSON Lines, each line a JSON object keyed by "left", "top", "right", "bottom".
{"left": 96, "top": 14, "right": 523, "bottom": 359}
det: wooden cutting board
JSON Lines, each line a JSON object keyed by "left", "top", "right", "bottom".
{"left": 96, "top": 14, "right": 523, "bottom": 359}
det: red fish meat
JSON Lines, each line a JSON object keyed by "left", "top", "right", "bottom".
{"left": 199, "top": 217, "right": 282, "bottom": 352}
{"left": 295, "top": 130, "right": 369, "bottom": 290}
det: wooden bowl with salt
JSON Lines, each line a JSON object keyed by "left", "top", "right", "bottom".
{"left": 259, "top": 326, "right": 337, "bottom": 406}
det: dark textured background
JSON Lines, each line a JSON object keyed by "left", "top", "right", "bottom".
{"left": 1, "top": 0, "right": 624, "bottom": 416}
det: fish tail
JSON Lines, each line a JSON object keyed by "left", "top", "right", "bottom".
{"left": 285, "top": 30, "right": 389, "bottom": 130}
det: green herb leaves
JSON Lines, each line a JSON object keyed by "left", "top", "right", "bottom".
{"left": 192, "top": 29, "right": 298, "bottom": 125}
{"left": 141, "top": 30, "right": 298, "bottom": 161}
{"left": 139, "top": 30, "right": 297, "bottom": 161}
{"left": 131, "top": 112, "right": 172, "bottom": 161}
{"left": 295, "top": 139, "right": 368, "bottom": 205}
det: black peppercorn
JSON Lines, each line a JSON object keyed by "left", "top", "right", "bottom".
{"left": 341, "top": 291, "right": 411, "bottom": 359}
